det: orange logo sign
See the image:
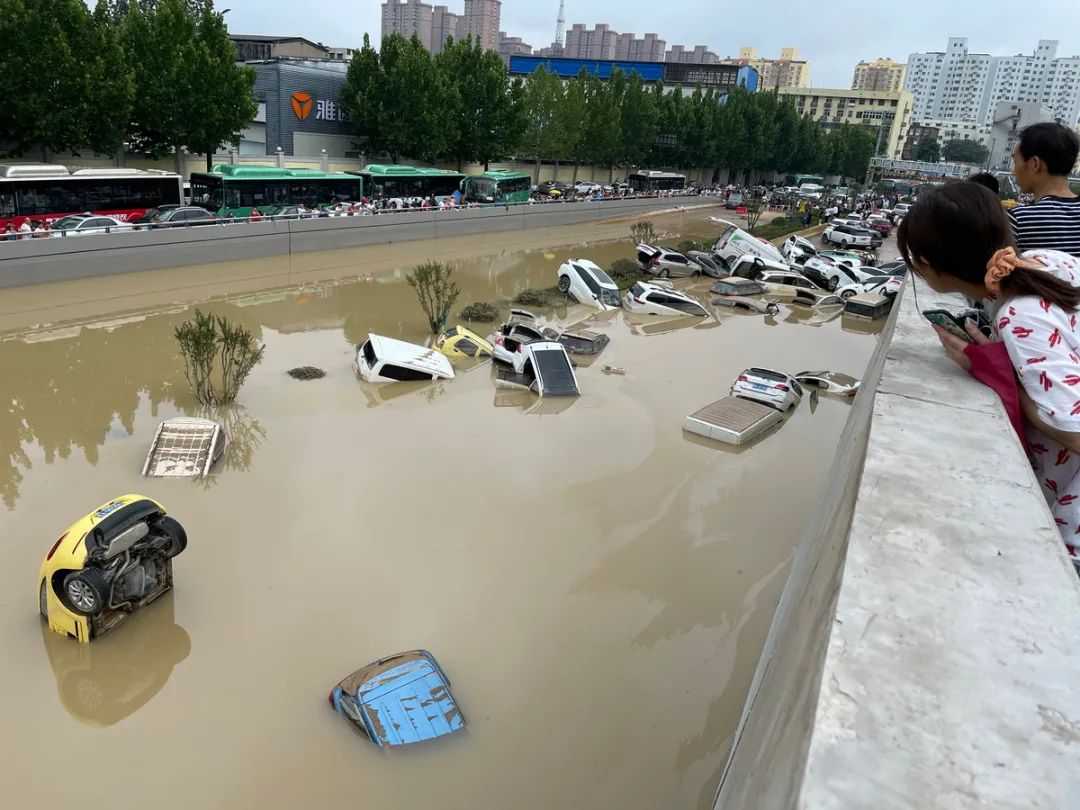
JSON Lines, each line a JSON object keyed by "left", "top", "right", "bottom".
{"left": 291, "top": 92, "right": 313, "bottom": 120}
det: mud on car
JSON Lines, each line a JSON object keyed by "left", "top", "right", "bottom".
{"left": 39, "top": 495, "right": 187, "bottom": 642}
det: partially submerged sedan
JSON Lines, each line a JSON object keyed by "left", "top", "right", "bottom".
{"left": 557, "top": 259, "right": 621, "bottom": 309}
{"left": 491, "top": 310, "right": 560, "bottom": 365}
{"left": 40, "top": 495, "right": 187, "bottom": 642}
{"left": 435, "top": 326, "right": 494, "bottom": 360}
{"left": 494, "top": 341, "right": 580, "bottom": 397}
{"left": 795, "top": 370, "right": 860, "bottom": 397}
{"left": 636, "top": 244, "right": 705, "bottom": 278}
{"left": 356, "top": 334, "right": 455, "bottom": 382}
{"left": 329, "top": 650, "right": 465, "bottom": 747}
{"left": 623, "top": 281, "right": 709, "bottom": 318}
{"left": 731, "top": 368, "right": 804, "bottom": 411}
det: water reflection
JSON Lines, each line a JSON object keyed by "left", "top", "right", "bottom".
{"left": 39, "top": 593, "right": 190, "bottom": 727}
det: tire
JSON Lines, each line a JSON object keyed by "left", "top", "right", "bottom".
{"left": 63, "top": 569, "right": 108, "bottom": 616}
{"left": 821, "top": 234, "right": 830, "bottom": 245}
{"left": 156, "top": 516, "right": 187, "bottom": 559}
{"left": 39, "top": 580, "right": 48, "bottom": 619}
{"left": 660, "top": 269, "right": 670, "bottom": 279}
{"left": 557, "top": 275, "right": 572, "bottom": 293}
{"left": 828, "top": 276, "right": 839, "bottom": 292}
{"left": 840, "top": 289, "right": 856, "bottom": 299}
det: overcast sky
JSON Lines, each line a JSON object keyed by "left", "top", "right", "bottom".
{"left": 216, "top": 0, "right": 1080, "bottom": 87}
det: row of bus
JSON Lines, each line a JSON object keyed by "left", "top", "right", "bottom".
{"left": 0, "top": 163, "right": 688, "bottom": 229}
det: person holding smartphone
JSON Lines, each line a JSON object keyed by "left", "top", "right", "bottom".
{"left": 899, "top": 182, "right": 1080, "bottom": 572}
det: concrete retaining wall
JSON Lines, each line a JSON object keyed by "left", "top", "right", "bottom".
{"left": 0, "top": 197, "right": 717, "bottom": 289}
{"left": 714, "top": 279, "right": 1080, "bottom": 809}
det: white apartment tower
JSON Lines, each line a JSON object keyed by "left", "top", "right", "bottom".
{"left": 381, "top": 0, "right": 433, "bottom": 46}
{"left": 461, "top": 0, "right": 501, "bottom": 52}
{"left": 905, "top": 38, "right": 1080, "bottom": 128}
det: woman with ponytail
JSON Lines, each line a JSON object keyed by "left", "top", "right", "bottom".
{"left": 899, "top": 181, "right": 1080, "bottom": 572}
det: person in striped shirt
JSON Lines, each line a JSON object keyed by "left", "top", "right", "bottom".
{"left": 1008, "top": 122, "right": 1080, "bottom": 257}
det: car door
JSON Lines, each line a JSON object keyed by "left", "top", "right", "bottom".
{"left": 665, "top": 253, "right": 692, "bottom": 277}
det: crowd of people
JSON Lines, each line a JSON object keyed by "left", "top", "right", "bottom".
{"left": 898, "top": 121, "right": 1080, "bottom": 573}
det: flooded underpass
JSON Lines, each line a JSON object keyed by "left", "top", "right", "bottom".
{"left": 0, "top": 209, "right": 886, "bottom": 810}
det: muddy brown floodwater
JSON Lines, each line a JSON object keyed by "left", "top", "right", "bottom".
{"left": 0, "top": 209, "right": 886, "bottom": 810}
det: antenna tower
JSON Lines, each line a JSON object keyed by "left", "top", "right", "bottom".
{"left": 555, "top": 0, "right": 566, "bottom": 45}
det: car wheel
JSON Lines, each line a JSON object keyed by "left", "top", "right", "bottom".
{"left": 63, "top": 569, "right": 108, "bottom": 616}
{"left": 660, "top": 269, "right": 670, "bottom": 279}
{"left": 828, "top": 276, "right": 839, "bottom": 292}
{"left": 156, "top": 516, "right": 188, "bottom": 558}
{"left": 840, "top": 289, "right": 856, "bottom": 299}
{"left": 821, "top": 234, "right": 830, "bottom": 245}
{"left": 557, "top": 275, "right": 572, "bottom": 293}
{"left": 39, "top": 580, "right": 48, "bottom": 619}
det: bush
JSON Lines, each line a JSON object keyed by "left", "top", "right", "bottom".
{"left": 175, "top": 309, "right": 265, "bottom": 406}
{"left": 407, "top": 261, "right": 461, "bottom": 334}
{"left": 751, "top": 216, "right": 812, "bottom": 242}
{"left": 630, "top": 220, "right": 657, "bottom": 244}
{"left": 513, "top": 287, "right": 564, "bottom": 307}
{"left": 608, "top": 258, "right": 649, "bottom": 289}
{"left": 459, "top": 302, "right": 499, "bottom": 322}
{"left": 676, "top": 239, "right": 711, "bottom": 255}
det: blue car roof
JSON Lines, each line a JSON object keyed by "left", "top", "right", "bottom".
{"left": 349, "top": 651, "right": 465, "bottom": 747}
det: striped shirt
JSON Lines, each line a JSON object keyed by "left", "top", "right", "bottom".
{"left": 1008, "top": 195, "right": 1080, "bottom": 257}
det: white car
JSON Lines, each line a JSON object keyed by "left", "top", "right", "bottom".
{"left": 781, "top": 234, "right": 817, "bottom": 265}
{"left": 755, "top": 269, "right": 830, "bottom": 299}
{"left": 795, "top": 370, "right": 860, "bottom": 397}
{"left": 574, "top": 181, "right": 602, "bottom": 194}
{"left": 494, "top": 341, "right": 580, "bottom": 397}
{"left": 710, "top": 218, "right": 785, "bottom": 267}
{"left": 623, "top": 281, "right": 709, "bottom": 318}
{"left": 355, "top": 334, "right": 456, "bottom": 383}
{"left": 801, "top": 259, "right": 876, "bottom": 298}
{"left": 557, "top": 259, "right": 621, "bottom": 309}
{"left": 731, "top": 367, "right": 804, "bottom": 411}
{"left": 491, "top": 311, "right": 560, "bottom": 365}
{"left": 51, "top": 213, "right": 133, "bottom": 237}
{"left": 822, "top": 224, "right": 881, "bottom": 249}
{"left": 817, "top": 249, "right": 874, "bottom": 269}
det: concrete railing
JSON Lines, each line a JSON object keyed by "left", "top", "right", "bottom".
{"left": 714, "top": 279, "right": 1080, "bottom": 809}
{"left": 0, "top": 196, "right": 719, "bottom": 289}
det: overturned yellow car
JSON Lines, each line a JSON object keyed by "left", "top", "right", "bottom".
{"left": 39, "top": 495, "right": 187, "bottom": 643}
{"left": 435, "top": 325, "right": 494, "bottom": 360}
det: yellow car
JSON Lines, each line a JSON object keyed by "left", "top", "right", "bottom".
{"left": 435, "top": 325, "right": 494, "bottom": 360}
{"left": 39, "top": 495, "right": 187, "bottom": 643}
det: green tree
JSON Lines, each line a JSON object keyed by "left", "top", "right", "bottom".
{"left": 578, "top": 75, "right": 621, "bottom": 177}
{"left": 519, "top": 67, "right": 563, "bottom": 179}
{"left": 942, "top": 138, "right": 989, "bottom": 164}
{"left": 616, "top": 71, "right": 658, "bottom": 171}
{"left": 0, "top": 0, "right": 133, "bottom": 157}
{"left": 341, "top": 34, "right": 381, "bottom": 154}
{"left": 435, "top": 37, "right": 514, "bottom": 170}
{"left": 913, "top": 137, "right": 941, "bottom": 162}
{"left": 558, "top": 73, "right": 588, "bottom": 180}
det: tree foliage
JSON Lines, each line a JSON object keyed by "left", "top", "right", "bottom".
{"left": 913, "top": 138, "right": 941, "bottom": 163}
{"left": 942, "top": 138, "right": 990, "bottom": 165}
{"left": 406, "top": 262, "right": 461, "bottom": 334}
{"left": 175, "top": 308, "right": 265, "bottom": 406}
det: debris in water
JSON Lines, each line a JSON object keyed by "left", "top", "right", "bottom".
{"left": 602, "top": 365, "right": 626, "bottom": 375}
{"left": 287, "top": 366, "right": 327, "bottom": 380}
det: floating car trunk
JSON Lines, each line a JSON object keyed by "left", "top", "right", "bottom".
{"left": 843, "top": 292, "right": 893, "bottom": 320}
{"left": 494, "top": 341, "right": 580, "bottom": 397}
{"left": 683, "top": 396, "right": 783, "bottom": 446}
{"left": 558, "top": 329, "right": 610, "bottom": 356}
{"left": 329, "top": 650, "right": 465, "bottom": 747}
{"left": 142, "top": 418, "right": 227, "bottom": 478}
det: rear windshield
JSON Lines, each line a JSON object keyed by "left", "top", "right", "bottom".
{"left": 747, "top": 368, "right": 788, "bottom": 382}
{"left": 630, "top": 283, "right": 647, "bottom": 298}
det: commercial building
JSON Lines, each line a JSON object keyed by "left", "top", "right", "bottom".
{"left": 725, "top": 47, "right": 809, "bottom": 89}
{"left": 778, "top": 87, "right": 915, "bottom": 159}
{"left": 327, "top": 47, "right": 356, "bottom": 62}
{"left": 852, "top": 58, "right": 907, "bottom": 93}
{"left": 905, "top": 38, "right": 1080, "bottom": 128}
{"left": 508, "top": 55, "right": 758, "bottom": 94}
{"left": 231, "top": 35, "right": 330, "bottom": 61}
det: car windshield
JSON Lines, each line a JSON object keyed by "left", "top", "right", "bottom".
{"left": 591, "top": 266, "right": 614, "bottom": 285}
{"left": 53, "top": 216, "right": 87, "bottom": 228}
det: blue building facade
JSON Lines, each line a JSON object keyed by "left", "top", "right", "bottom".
{"left": 507, "top": 55, "right": 758, "bottom": 94}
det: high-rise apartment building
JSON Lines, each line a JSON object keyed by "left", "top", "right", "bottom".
{"left": 497, "top": 31, "right": 532, "bottom": 59}
{"left": 381, "top": 0, "right": 433, "bottom": 47}
{"left": 666, "top": 45, "right": 719, "bottom": 65}
{"left": 430, "top": 5, "right": 463, "bottom": 53}
{"left": 852, "top": 58, "right": 907, "bottom": 92}
{"left": 778, "top": 87, "right": 914, "bottom": 159}
{"left": 727, "top": 47, "right": 809, "bottom": 89}
{"left": 906, "top": 38, "right": 1080, "bottom": 128}
{"left": 615, "top": 32, "right": 666, "bottom": 63}
{"left": 564, "top": 24, "right": 619, "bottom": 60}
{"left": 461, "top": 0, "right": 500, "bottom": 52}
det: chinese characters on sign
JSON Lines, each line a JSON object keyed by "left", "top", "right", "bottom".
{"left": 315, "top": 99, "right": 346, "bottom": 122}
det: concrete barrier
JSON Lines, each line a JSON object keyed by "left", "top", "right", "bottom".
{"left": 0, "top": 197, "right": 719, "bottom": 289}
{"left": 714, "top": 279, "right": 1080, "bottom": 809}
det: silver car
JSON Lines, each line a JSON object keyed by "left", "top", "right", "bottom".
{"left": 636, "top": 243, "right": 705, "bottom": 278}
{"left": 50, "top": 213, "right": 133, "bottom": 237}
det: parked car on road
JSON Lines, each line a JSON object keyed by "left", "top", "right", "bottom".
{"left": 537, "top": 181, "right": 569, "bottom": 198}
{"left": 866, "top": 216, "right": 892, "bottom": 236}
{"left": 40, "top": 495, "right": 187, "bottom": 642}
{"left": 822, "top": 223, "right": 882, "bottom": 249}
{"left": 558, "top": 259, "right": 621, "bottom": 309}
{"left": 725, "top": 193, "right": 745, "bottom": 209}
{"left": 131, "top": 206, "right": 217, "bottom": 229}
{"left": 574, "top": 181, "right": 602, "bottom": 194}
{"left": 623, "top": 281, "right": 709, "bottom": 318}
{"left": 51, "top": 213, "right": 133, "bottom": 237}
{"left": 355, "top": 334, "right": 455, "bottom": 382}
{"left": 732, "top": 368, "right": 803, "bottom": 411}
{"left": 636, "top": 243, "right": 705, "bottom": 278}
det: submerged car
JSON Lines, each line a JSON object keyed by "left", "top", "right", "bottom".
{"left": 713, "top": 296, "right": 779, "bottom": 315}
{"left": 356, "top": 334, "right": 456, "bottom": 382}
{"left": 623, "top": 281, "right": 709, "bottom": 318}
{"left": 636, "top": 244, "right": 705, "bottom": 278}
{"left": 142, "top": 417, "right": 227, "bottom": 478}
{"left": 329, "top": 650, "right": 466, "bottom": 747}
{"left": 781, "top": 234, "right": 817, "bottom": 265}
{"left": 557, "top": 259, "right": 621, "bottom": 309}
{"left": 795, "top": 370, "right": 860, "bottom": 397}
{"left": 558, "top": 329, "right": 610, "bottom": 356}
{"left": 731, "top": 368, "right": 804, "bottom": 411}
{"left": 39, "top": 495, "right": 187, "bottom": 643}
{"left": 494, "top": 341, "right": 580, "bottom": 397}
{"left": 713, "top": 277, "right": 766, "bottom": 296}
{"left": 686, "top": 250, "right": 726, "bottom": 278}
{"left": 491, "top": 310, "right": 560, "bottom": 365}
{"left": 436, "top": 326, "right": 494, "bottom": 360}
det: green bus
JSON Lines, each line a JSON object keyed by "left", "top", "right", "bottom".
{"left": 189, "top": 165, "right": 363, "bottom": 216}
{"left": 460, "top": 171, "right": 532, "bottom": 204}
{"left": 347, "top": 165, "right": 466, "bottom": 201}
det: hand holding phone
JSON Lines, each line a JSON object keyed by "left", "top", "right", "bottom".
{"left": 923, "top": 309, "right": 975, "bottom": 342}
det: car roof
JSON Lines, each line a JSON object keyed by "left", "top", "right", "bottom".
{"left": 366, "top": 334, "right": 455, "bottom": 378}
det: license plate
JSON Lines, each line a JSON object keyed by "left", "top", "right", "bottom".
{"left": 752, "top": 384, "right": 769, "bottom": 392}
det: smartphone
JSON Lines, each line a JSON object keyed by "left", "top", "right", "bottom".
{"left": 923, "top": 309, "right": 974, "bottom": 342}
